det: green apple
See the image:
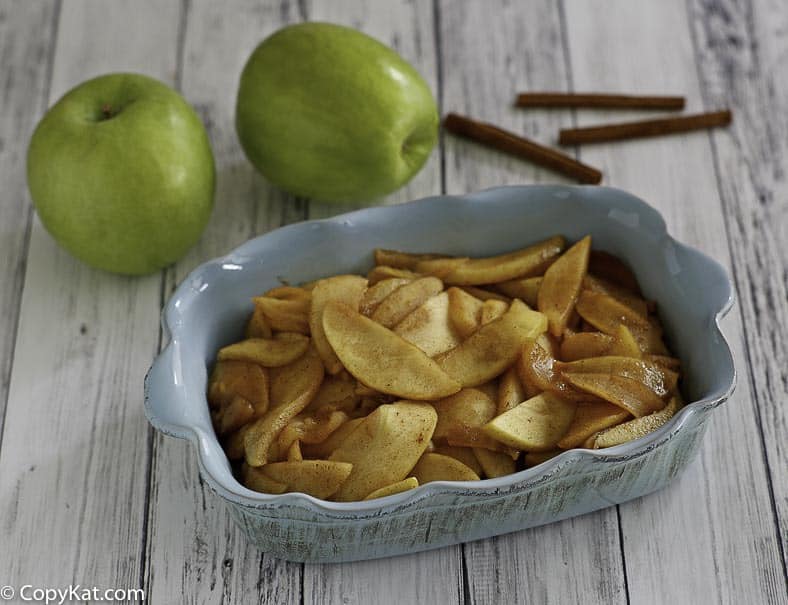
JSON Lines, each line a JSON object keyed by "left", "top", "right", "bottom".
{"left": 235, "top": 22, "right": 438, "bottom": 202}
{"left": 27, "top": 73, "right": 215, "bottom": 275}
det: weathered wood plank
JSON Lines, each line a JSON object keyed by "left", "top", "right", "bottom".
{"left": 0, "top": 1, "right": 58, "bottom": 440}
{"left": 438, "top": 2, "right": 627, "bottom": 604}
{"left": 687, "top": 0, "right": 788, "bottom": 573}
{"left": 298, "top": 1, "right": 463, "bottom": 603}
{"left": 0, "top": 0, "right": 180, "bottom": 593}
{"left": 144, "top": 1, "right": 304, "bottom": 602}
{"left": 563, "top": 1, "right": 788, "bottom": 603}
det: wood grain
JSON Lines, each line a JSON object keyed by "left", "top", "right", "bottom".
{"left": 438, "top": 2, "right": 627, "bottom": 603}
{"left": 687, "top": 0, "right": 788, "bottom": 575}
{"left": 0, "top": 0, "right": 180, "bottom": 594}
{"left": 143, "top": 1, "right": 305, "bottom": 603}
{"left": 563, "top": 1, "right": 788, "bottom": 603}
{"left": 0, "top": 1, "right": 58, "bottom": 446}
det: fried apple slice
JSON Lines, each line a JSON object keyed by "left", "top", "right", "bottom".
{"left": 393, "top": 291, "right": 462, "bottom": 357}
{"left": 287, "top": 440, "right": 303, "bottom": 461}
{"left": 436, "top": 299, "right": 548, "bottom": 387}
{"left": 431, "top": 445, "right": 484, "bottom": 475}
{"left": 460, "top": 286, "right": 511, "bottom": 303}
{"left": 576, "top": 290, "right": 668, "bottom": 354}
{"left": 524, "top": 450, "right": 561, "bottom": 467}
{"left": 591, "top": 395, "right": 683, "bottom": 448}
{"left": 440, "top": 236, "right": 566, "bottom": 285}
{"left": 497, "top": 366, "right": 526, "bottom": 415}
{"left": 411, "top": 453, "right": 480, "bottom": 483}
{"left": 483, "top": 392, "right": 576, "bottom": 452}
{"left": 217, "top": 396, "right": 255, "bottom": 436}
{"left": 329, "top": 402, "right": 437, "bottom": 501}
{"left": 225, "top": 424, "right": 251, "bottom": 460}
{"left": 588, "top": 250, "right": 641, "bottom": 294}
{"left": 363, "top": 476, "right": 419, "bottom": 500}
{"left": 359, "top": 278, "right": 410, "bottom": 315}
{"left": 495, "top": 277, "right": 542, "bottom": 307}
{"left": 322, "top": 302, "right": 460, "bottom": 400}
{"left": 481, "top": 299, "right": 509, "bottom": 325}
{"left": 583, "top": 274, "right": 648, "bottom": 318}
{"left": 244, "top": 348, "right": 324, "bottom": 466}
{"left": 473, "top": 448, "right": 517, "bottom": 478}
{"left": 253, "top": 296, "right": 310, "bottom": 334}
{"left": 374, "top": 249, "right": 450, "bottom": 270}
{"left": 260, "top": 460, "right": 353, "bottom": 499}
{"left": 556, "top": 356, "right": 678, "bottom": 398}
{"left": 245, "top": 304, "right": 273, "bottom": 339}
{"left": 413, "top": 257, "right": 470, "bottom": 279}
{"left": 300, "top": 417, "right": 364, "bottom": 459}
{"left": 304, "top": 375, "right": 359, "bottom": 415}
{"left": 556, "top": 401, "right": 631, "bottom": 449}
{"left": 561, "top": 372, "right": 666, "bottom": 418}
{"left": 538, "top": 236, "right": 591, "bottom": 337}
{"left": 367, "top": 265, "right": 420, "bottom": 285}
{"left": 242, "top": 464, "right": 287, "bottom": 494}
{"left": 263, "top": 285, "right": 312, "bottom": 302}
{"left": 309, "top": 275, "right": 368, "bottom": 374}
{"left": 370, "top": 276, "right": 443, "bottom": 328}
{"left": 217, "top": 333, "right": 310, "bottom": 367}
{"left": 518, "top": 338, "right": 591, "bottom": 402}
{"left": 446, "top": 287, "right": 484, "bottom": 338}
{"left": 208, "top": 359, "right": 269, "bottom": 414}
{"left": 432, "top": 388, "right": 497, "bottom": 442}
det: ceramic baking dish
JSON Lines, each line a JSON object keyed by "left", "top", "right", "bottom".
{"left": 144, "top": 185, "right": 735, "bottom": 563}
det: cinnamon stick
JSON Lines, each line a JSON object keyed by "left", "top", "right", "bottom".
{"left": 443, "top": 113, "right": 602, "bottom": 184}
{"left": 516, "top": 92, "right": 685, "bottom": 110}
{"left": 559, "top": 110, "right": 732, "bottom": 145}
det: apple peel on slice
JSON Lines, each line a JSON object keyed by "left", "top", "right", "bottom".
{"left": 322, "top": 301, "right": 461, "bottom": 400}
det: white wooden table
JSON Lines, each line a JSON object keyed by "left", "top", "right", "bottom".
{"left": 1, "top": 1, "right": 786, "bottom": 603}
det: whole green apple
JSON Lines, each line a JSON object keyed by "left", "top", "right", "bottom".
{"left": 27, "top": 73, "right": 215, "bottom": 275}
{"left": 236, "top": 22, "right": 438, "bottom": 202}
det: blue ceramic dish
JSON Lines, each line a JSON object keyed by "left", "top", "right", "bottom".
{"left": 144, "top": 185, "right": 735, "bottom": 563}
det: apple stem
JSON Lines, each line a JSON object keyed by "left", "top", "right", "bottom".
{"left": 101, "top": 104, "right": 114, "bottom": 119}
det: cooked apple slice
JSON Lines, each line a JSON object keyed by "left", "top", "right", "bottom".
{"left": 216, "top": 395, "right": 255, "bottom": 436}
{"left": 309, "top": 274, "right": 368, "bottom": 374}
{"left": 432, "top": 388, "right": 497, "bottom": 442}
{"left": 242, "top": 464, "right": 287, "bottom": 494}
{"left": 446, "top": 287, "right": 484, "bottom": 338}
{"left": 371, "top": 276, "right": 444, "bottom": 328}
{"left": 591, "top": 394, "right": 683, "bottom": 448}
{"left": 217, "top": 333, "right": 310, "bottom": 367}
{"left": 431, "top": 445, "right": 484, "bottom": 475}
{"left": 208, "top": 359, "right": 269, "bottom": 414}
{"left": 436, "top": 299, "right": 548, "bottom": 387}
{"left": 394, "top": 291, "right": 462, "bottom": 357}
{"left": 359, "top": 278, "right": 410, "bottom": 315}
{"left": 480, "top": 299, "right": 509, "bottom": 325}
{"left": 374, "top": 248, "right": 450, "bottom": 270}
{"left": 559, "top": 332, "right": 616, "bottom": 361}
{"left": 367, "top": 265, "right": 420, "bottom": 285}
{"left": 561, "top": 372, "right": 666, "bottom": 418}
{"left": 576, "top": 290, "right": 668, "bottom": 354}
{"left": 300, "top": 417, "right": 364, "bottom": 459}
{"left": 363, "top": 476, "right": 419, "bottom": 500}
{"left": 538, "top": 236, "right": 591, "bottom": 337}
{"left": 322, "top": 301, "right": 460, "bottom": 400}
{"left": 460, "top": 286, "right": 511, "bottom": 303}
{"left": 484, "top": 392, "right": 576, "bottom": 451}
{"left": 517, "top": 338, "right": 592, "bottom": 403}
{"left": 556, "top": 401, "right": 631, "bottom": 449}
{"left": 286, "top": 440, "right": 303, "bottom": 461}
{"left": 253, "top": 296, "right": 311, "bottom": 334}
{"left": 583, "top": 274, "right": 649, "bottom": 317}
{"left": 588, "top": 250, "right": 641, "bottom": 294}
{"left": 259, "top": 460, "right": 353, "bottom": 499}
{"left": 330, "top": 402, "right": 437, "bottom": 501}
{"left": 304, "top": 374, "right": 359, "bottom": 415}
{"left": 263, "top": 285, "right": 312, "bottom": 302}
{"left": 224, "top": 424, "right": 251, "bottom": 460}
{"left": 556, "top": 356, "right": 678, "bottom": 398}
{"left": 523, "top": 450, "right": 561, "bottom": 467}
{"left": 413, "top": 257, "right": 471, "bottom": 279}
{"left": 411, "top": 452, "right": 480, "bottom": 483}
{"left": 495, "top": 277, "right": 542, "bottom": 307}
{"left": 440, "top": 236, "right": 566, "bottom": 285}
{"left": 245, "top": 304, "right": 273, "bottom": 339}
{"left": 244, "top": 347, "right": 324, "bottom": 466}
{"left": 473, "top": 447, "right": 516, "bottom": 478}
{"left": 497, "top": 366, "right": 526, "bottom": 415}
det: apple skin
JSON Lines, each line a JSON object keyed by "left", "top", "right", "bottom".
{"left": 236, "top": 22, "right": 438, "bottom": 202}
{"left": 27, "top": 73, "right": 215, "bottom": 275}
